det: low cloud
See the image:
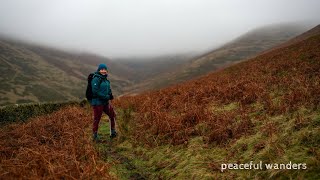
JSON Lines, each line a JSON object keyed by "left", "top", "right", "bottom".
{"left": 0, "top": 0, "right": 319, "bottom": 58}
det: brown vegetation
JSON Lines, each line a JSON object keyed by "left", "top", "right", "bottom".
{"left": 0, "top": 106, "right": 111, "bottom": 179}
{"left": 114, "top": 33, "right": 320, "bottom": 147}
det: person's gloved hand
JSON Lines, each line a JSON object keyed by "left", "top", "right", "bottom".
{"left": 101, "top": 94, "right": 110, "bottom": 100}
{"left": 109, "top": 94, "right": 114, "bottom": 100}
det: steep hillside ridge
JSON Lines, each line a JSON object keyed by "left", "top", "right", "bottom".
{"left": 261, "top": 24, "right": 320, "bottom": 55}
{"left": 187, "top": 24, "right": 313, "bottom": 74}
{"left": 117, "top": 24, "right": 320, "bottom": 145}
{"left": 280, "top": 24, "right": 320, "bottom": 45}
{"left": 125, "top": 24, "right": 311, "bottom": 93}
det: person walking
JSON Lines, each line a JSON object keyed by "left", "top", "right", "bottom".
{"left": 90, "top": 63, "right": 117, "bottom": 141}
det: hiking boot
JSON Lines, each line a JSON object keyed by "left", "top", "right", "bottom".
{"left": 93, "top": 133, "right": 99, "bottom": 142}
{"left": 110, "top": 129, "right": 117, "bottom": 139}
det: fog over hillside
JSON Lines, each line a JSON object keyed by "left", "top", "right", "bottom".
{"left": 0, "top": 0, "right": 319, "bottom": 58}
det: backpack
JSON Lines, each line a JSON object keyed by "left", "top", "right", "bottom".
{"left": 85, "top": 73, "right": 101, "bottom": 100}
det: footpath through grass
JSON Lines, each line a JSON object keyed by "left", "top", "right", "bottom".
{"left": 95, "top": 105, "right": 320, "bottom": 179}
{"left": 94, "top": 118, "right": 148, "bottom": 180}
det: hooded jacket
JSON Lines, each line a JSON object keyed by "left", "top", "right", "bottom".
{"left": 91, "top": 72, "right": 112, "bottom": 106}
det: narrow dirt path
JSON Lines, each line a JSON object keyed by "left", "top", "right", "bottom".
{"left": 97, "top": 139, "right": 146, "bottom": 180}
{"left": 94, "top": 120, "right": 147, "bottom": 180}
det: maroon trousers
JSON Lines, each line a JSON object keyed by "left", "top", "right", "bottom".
{"left": 92, "top": 104, "right": 116, "bottom": 134}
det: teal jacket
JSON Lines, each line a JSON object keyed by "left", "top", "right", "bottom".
{"left": 91, "top": 72, "right": 112, "bottom": 106}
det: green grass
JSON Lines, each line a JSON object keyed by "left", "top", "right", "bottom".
{"left": 210, "top": 102, "right": 239, "bottom": 113}
{"left": 94, "top": 118, "right": 147, "bottom": 180}
{"left": 0, "top": 100, "right": 87, "bottom": 124}
{"left": 95, "top": 106, "right": 320, "bottom": 179}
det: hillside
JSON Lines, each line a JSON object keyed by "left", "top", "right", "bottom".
{"left": 115, "top": 53, "right": 197, "bottom": 83}
{"left": 112, "top": 24, "right": 320, "bottom": 179}
{"left": 0, "top": 39, "right": 132, "bottom": 105}
{"left": 1, "top": 23, "right": 312, "bottom": 105}
{"left": 0, "top": 38, "right": 197, "bottom": 105}
{"left": 125, "top": 23, "right": 312, "bottom": 93}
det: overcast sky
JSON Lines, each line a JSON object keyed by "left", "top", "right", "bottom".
{"left": 0, "top": 0, "right": 319, "bottom": 58}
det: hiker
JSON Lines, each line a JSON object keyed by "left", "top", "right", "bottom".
{"left": 90, "top": 63, "right": 117, "bottom": 141}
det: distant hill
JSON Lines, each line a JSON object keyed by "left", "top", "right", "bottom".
{"left": 124, "top": 23, "right": 313, "bottom": 94}
{"left": 115, "top": 54, "right": 197, "bottom": 83}
{"left": 0, "top": 39, "right": 132, "bottom": 105}
{"left": 114, "top": 53, "right": 198, "bottom": 94}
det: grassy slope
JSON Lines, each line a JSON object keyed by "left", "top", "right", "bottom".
{"left": 0, "top": 40, "right": 77, "bottom": 104}
{"left": 109, "top": 26, "right": 320, "bottom": 179}
{"left": 0, "top": 39, "right": 131, "bottom": 105}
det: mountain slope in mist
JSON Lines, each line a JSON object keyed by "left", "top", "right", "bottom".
{"left": 0, "top": 23, "right": 314, "bottom": 105}
{"left": 0, "top": 39, "right": 132, "bottom": 105}
{"left": 125, "top": 23, "right": 312, "bottom": 93}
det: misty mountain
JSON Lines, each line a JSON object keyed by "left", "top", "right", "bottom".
{"left": 115, "top": 53, "right": 197, "bottom": 83}
{"left": 124, "top": 23, "right": 313, "bottom": 94}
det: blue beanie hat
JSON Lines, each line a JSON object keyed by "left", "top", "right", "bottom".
{"left": 97, "top": 64, "right": 108, "bottom": 71}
